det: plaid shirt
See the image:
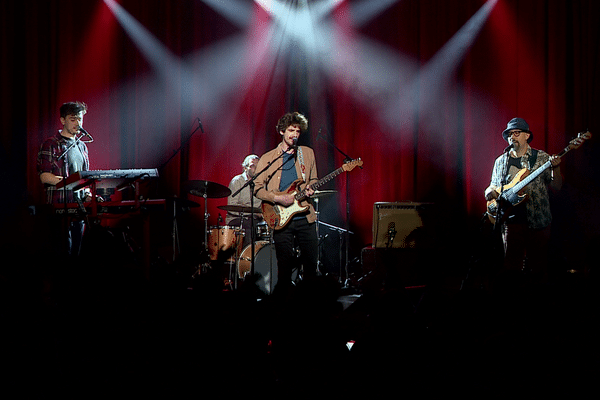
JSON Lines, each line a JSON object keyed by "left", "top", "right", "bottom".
{"left": 37, "top": 131, "right": 89, "bottom": 204}
{"left": 489, "top": 147, "right": 555, "bottom": 229}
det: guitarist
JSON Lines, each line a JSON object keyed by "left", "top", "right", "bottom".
{"left": 484, "top": 117, "right": 562, "bottom": 282}
{"left": 254, "top": 112, "right": 319, "bottom": 295}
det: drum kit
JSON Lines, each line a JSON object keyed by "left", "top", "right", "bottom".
{"left": 183, "top": 179, "right": 341, "bottom": 294}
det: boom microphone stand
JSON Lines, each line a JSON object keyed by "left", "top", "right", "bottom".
{"left": 232, "top": 147, "right": 293, "bottom": 280}
{"left": 316, "top": 129, "right": 362, "bottom": 288}
{"left": 56, "top": 131, "right": 94, "bottom": 256}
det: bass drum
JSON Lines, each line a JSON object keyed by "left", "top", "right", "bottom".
{"left": 238, "top": 241, "right": 278, "bottom": 295}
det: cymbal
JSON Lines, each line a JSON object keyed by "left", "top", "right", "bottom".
{"left": 312, "top": 190, "right": 337, "bottom": 198}
{"left": 183, "top": 180, "right": 231, "bottom": 198}
{"left": 218, "top": 205, "right": 262, "bottom": 214}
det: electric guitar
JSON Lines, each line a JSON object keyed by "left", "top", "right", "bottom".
{"left": 486, "top": 130, "right": 591, "bottom": 224}
{"left": 262, "top": 158, "right": 363, "bottom": 230}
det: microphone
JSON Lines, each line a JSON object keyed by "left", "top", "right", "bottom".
{"left": 503, "top": 143, "right": 513, "bottom": 153}
{"left": 289, "top": 138, "right": 298, "bottom": 154}
{"left": 78, "top": 126, "right": 94, "bottom": 142}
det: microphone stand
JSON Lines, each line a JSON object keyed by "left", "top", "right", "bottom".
{"left": 232, "top": 146, "right": 293, "bottom": 282}
{"left": 154, "top": 118, "right": 203, "bottom": 268}
{"left": 316, "top": 129, "right": 361, "bottom": 288}
{"left": 157, "top": 118, "right": 204, "bottom": 172}
{"left": 493, "top": 145, "right": 513, "bottom": 233}
{"left": 56, "top": 132, "right": 91, "bottom": 256}
{"left": 466, "top": 145, "right": 513, "bottom": 291}
{"left": 318, "top": 220, "right": 353, "bottom": 281}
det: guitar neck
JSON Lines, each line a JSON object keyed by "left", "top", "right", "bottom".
{"left": 295, "top": 166, "right": 346, "bottom": 200}
{"left": 509, "top": 145, "right": 571, "bottom": 194}
{"left": 510, "top": 160, "right": 551, "bottom": 194}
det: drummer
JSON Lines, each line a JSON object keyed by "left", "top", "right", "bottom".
{"left": 226, "top": 155, "right": 263, "bottom": 246}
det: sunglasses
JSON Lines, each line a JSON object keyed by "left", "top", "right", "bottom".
{"left": 508, "top": 130, "right": 527, "bottom": 138}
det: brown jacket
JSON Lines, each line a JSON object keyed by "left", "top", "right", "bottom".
{"left": 254, "top": 143, "right": 319, "bottom": 223}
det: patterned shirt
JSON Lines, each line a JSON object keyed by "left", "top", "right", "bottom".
{"left": 489, "top": 146, "right": 557, "bottom": 229}
{"left": 37, "top": 131, "right": 90, "bottom": 204}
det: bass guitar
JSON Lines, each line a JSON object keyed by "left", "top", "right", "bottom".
{"left": 486, "top": 130, "right": 591, "bottom": 224}
{"left": 262, "top": 158, "right": 363, "bottom": 230}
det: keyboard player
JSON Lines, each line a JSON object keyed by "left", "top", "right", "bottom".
{"left": 37, "top": 101, "right": 92, "bottom": 257}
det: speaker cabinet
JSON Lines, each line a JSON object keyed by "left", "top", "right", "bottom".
{"left": 372, "top": 202, "right": 432, "bottom": 249}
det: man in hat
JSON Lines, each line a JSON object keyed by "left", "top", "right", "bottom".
{"left": 484, "top": 117, "right": 562, "bottom": 282}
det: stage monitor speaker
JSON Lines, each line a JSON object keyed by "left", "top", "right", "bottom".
{"left": 372, "top": 202, "right": 432, "bottom": 249}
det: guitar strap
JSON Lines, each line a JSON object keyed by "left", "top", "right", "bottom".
{"left": 529, "top": 149, "right": 538, "bottom": 170}
{"left": 502, "top": 148, "right": 538, "bottom": 184}
{"left": 297, "top": 146, "right": 306, "bottom": 182}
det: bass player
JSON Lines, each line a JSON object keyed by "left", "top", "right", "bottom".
{"left": 484, "top": 117, "right": 562, "bottom": 283}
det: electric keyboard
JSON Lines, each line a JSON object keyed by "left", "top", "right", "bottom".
{"left": 56, "top": 168, "right": 159, "bottom": 191}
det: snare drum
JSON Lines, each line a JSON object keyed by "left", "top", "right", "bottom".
{"left": 207, "top": 226, "right": 245, "bottom": 262}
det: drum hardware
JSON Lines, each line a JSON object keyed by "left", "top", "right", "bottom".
{"left": 184, "top": 180, "right": 232, "bottom": 277}
{"left": 167, "top": 197, "right": 199, "bottom": 262}
{"left": 312, "top": 190, "right": 336, "bottom": 276}
{"left": 318, "top": 220, "right": 353, "bottom": 282}
{"left": 313, "top": 189, "right": 356, "bottom": 282}
{"left": 217, "top": 204, "right": 262, "bottom": 214}
{"left": 315, "top": 132, "right": 362, "bottom": 288}
{"left": 255, "top": 221, "right": 272, "bottom": 241}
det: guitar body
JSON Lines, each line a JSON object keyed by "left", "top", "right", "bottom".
{"left": 261, "top": 179, "right": 310, "bottom": 230}
{"left": 260, "top": 158, "right": 364, "bottom": 230}
{"left": 486, "top": 168, "right": 530, "bottom": 224}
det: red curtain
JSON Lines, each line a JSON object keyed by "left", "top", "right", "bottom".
{"left": 2, "top": 0, "right": 599, "bottom": 269}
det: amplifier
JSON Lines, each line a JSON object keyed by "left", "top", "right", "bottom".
{"left": 372, "top": 202, "right": 432, "bottom": 249}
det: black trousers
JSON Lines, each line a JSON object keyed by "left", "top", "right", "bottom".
{"left": 273, "top": 217, "right": 318, "bottom": 288}
{"left": 47, "top": 215, "right": 85, "bottom": 258}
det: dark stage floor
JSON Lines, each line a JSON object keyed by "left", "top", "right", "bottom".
{"left": 1, "top": 223, "right": 599, "bottom": 398}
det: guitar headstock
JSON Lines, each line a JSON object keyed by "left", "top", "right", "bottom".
{"left": 342, "top": 158, "right": 363, "bottom": 172}
{"left": 568, "top": 130, "right": 592, "bottom": 150}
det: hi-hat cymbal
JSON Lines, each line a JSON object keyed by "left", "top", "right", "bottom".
{"left": 312, "top": 190, "right": 337, "bottom": 198}
{"left": 183, "top": 180, "right": 231, "bottom": 198}
{"left": 218, "top": 205, "right": 262, "bottom": 214}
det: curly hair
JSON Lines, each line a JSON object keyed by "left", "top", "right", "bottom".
{"left": 276, "top": 112, "right": 308, "bottom": 133}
